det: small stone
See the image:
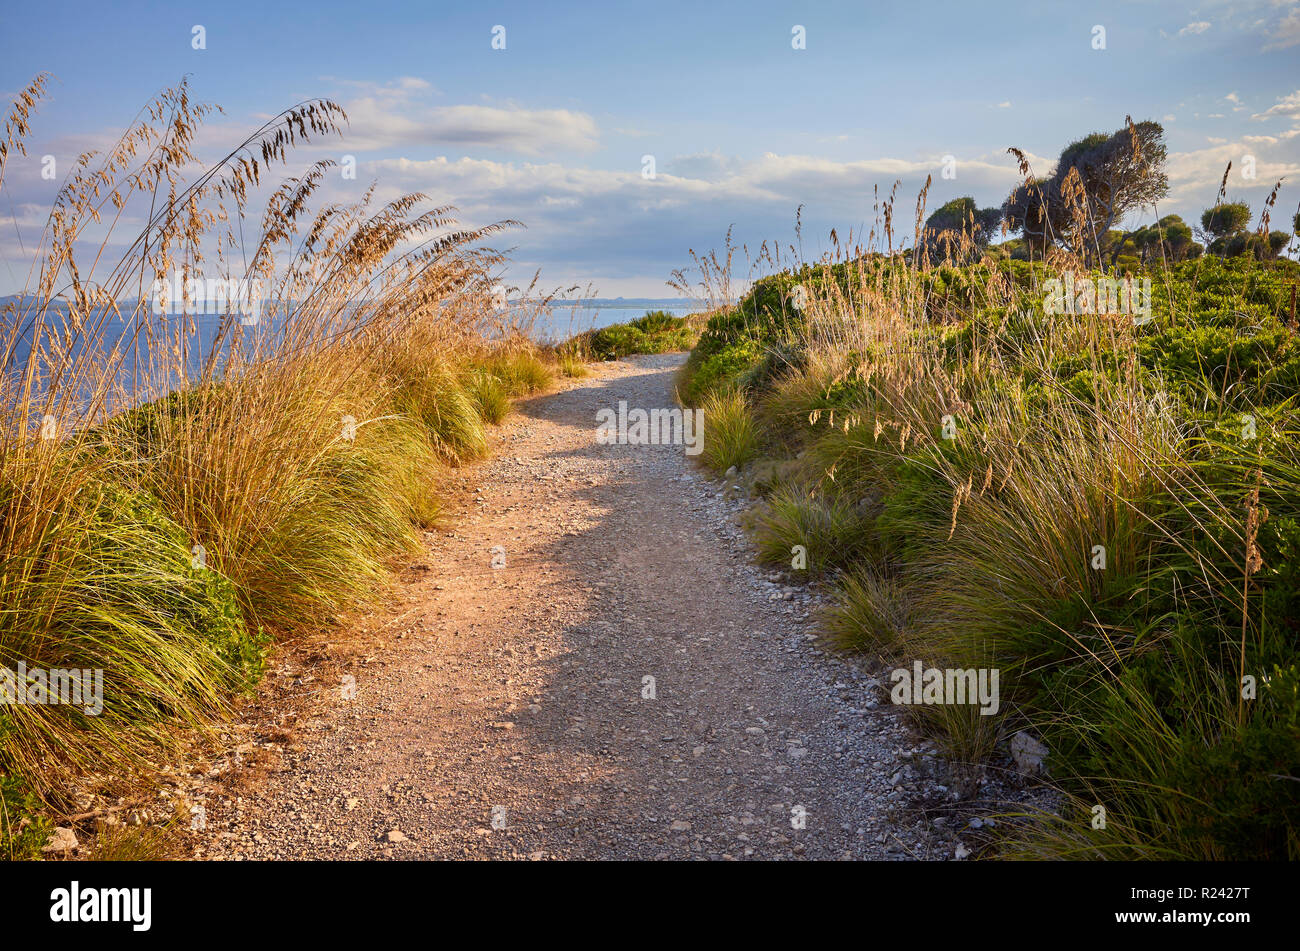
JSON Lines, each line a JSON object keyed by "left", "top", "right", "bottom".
{"left": 670, "top": 820, "right": 692, "bottom": 832}
{"left": 1008, "top": 731, "right": 1049, "bottom": 776}
{"left": 42, "top": 827, "right": 78, "bottom": 853}
{"left": 385, "top": 829, "right": 408, "bottom": 843}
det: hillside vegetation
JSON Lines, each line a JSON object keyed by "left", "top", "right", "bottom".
{"left": 560, "top": 310, "right": 705, "bottom": 363}
{"left": 679, "top": 189, "right": 1300, "bottom": 858}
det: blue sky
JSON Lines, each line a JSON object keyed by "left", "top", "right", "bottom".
{"left": 2, "top": 0, "right": 1299, "bottom": 295}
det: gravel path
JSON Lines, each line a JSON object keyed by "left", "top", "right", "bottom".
{"left": 194, "top": 354, "right": 963, "bottom": 860}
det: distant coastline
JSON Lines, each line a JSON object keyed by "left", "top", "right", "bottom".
{"left": 548, "top": 297, "right": 705, "bottom": 309}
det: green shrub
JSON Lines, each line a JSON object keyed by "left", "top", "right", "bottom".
{"left": 581, "top": 311, "right": 700, "bottom": 360}
{"left": 630, "top": 310, "right": 687, "bottom": 333}
{"left": 589, "top": 323, "right": 651, "bottom": 359}
{"left": 681, "top": 339, "right": 764, "bottom": 405}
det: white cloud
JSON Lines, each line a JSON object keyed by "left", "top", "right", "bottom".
{"left": 1178, "top": 21, "right": 1212, "bottom": 36}
{"left": 1251, "top": 89, "right": 1300, "bottom": 120}
{"left": 303, "top": 79, "right": 602, "bottom": 155}
{"left": 1164, "top": 137, "right": 1300, "bottom": 210}
{"left": 1263, "top": 7, "right": 1300, "bottom": 49}
{"left": 317, "top": 76, "right": 439, "bottom": 101}
{"left": 327, "top": 147, "right": 1047, "bottom": 291}
{"left": 340, "top": 101, "right": 601, "bottom": 154}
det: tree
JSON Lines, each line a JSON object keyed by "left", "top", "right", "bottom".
{"left": 1002, "top": 119, "right": 1170, "bottom": 262}
{"left": 1117, "top": 214, "right": 1198, "bottom": 264}
{"left": 921, "top": 196, "right": 1003, "bottom": 260}
{"left": 1210, "top": 229, "right": 1291, "bottom": 260}
{"left": 1059, "top": 121, "right": 1170, "bottom": 254}
{"left": 1201, "top": 202, "right": 1251, "bottom": 240}
{"left": 1002, "top": 178, "right": 1060, "bottom": 256}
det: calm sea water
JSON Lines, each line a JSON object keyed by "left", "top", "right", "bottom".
{"left": 3, "top": 298, "right": 703, "bottom": 416}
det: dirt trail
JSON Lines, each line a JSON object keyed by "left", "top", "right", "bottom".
{"left": 196, "top": 354, "right": 953, "bottom": 860}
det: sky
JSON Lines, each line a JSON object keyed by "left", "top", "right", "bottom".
{"left": 2, "top": 0, "right": 1299, "bottom": 297}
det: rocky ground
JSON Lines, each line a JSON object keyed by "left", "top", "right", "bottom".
{"left": 157, "top": 353, "right": 1040, "bottom": 861}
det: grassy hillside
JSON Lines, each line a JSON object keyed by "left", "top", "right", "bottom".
{"left": 680, "top": 247, "right": 1300, "bottom": 859}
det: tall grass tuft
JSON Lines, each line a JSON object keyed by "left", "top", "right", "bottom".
{"left": 698, "top": 387, "right": 758, "bottom": 474}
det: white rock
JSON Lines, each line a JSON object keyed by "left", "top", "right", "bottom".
{"left": 1008, "top": 731, "right": 1049, "bottom": 775}
{"left": 42, "top": 827, "right": 78, "bottom": 853}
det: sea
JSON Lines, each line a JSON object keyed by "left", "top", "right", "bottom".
{"left": 1, "top": 295, "right": 705, "bottom": 415}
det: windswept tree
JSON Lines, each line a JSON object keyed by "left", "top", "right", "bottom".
{"left": 1002, "top": 119, "right": 1169, "bottom": 263}
{"left": 1062, "top": 120, "right": 1169, "bottom": 247}
{"left": 1002, "top": 178, "right": 1060, "bottom": 256}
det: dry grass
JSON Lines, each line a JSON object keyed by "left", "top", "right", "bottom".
{"left": 0, "top": 75, "right": 552, "bottom": 849}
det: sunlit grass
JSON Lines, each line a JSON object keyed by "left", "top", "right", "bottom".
{"left": 0, "top": 74, "right": 552, "bottom": 850}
